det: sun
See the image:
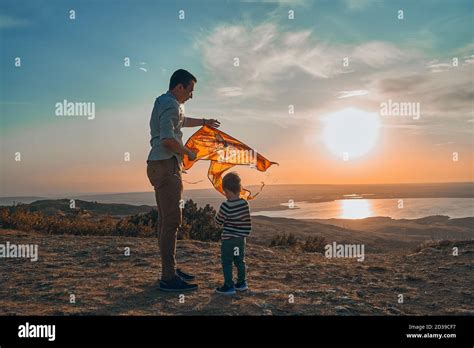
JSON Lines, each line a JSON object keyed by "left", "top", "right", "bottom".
{"left": 321, "top": 108, "right": 381, "bottom": 159}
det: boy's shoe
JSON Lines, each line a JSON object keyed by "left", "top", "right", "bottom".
{"left": 215, "top": 284, "right": 236, "bottom": 296}
{"left": 176, "top": 268, "right": 195, "bottom": 281}
{"left": 235, "top": 281, "right": 248, "bottom": 291}
{"left": 159, "top": 277, "right": 198, "bottom": 292}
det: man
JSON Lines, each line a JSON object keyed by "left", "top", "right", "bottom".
{"left": 146, "top": 69, "right": 220, "bottom": 292}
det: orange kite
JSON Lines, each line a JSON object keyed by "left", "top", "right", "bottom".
{"left": 183, "top": 125, "right": 278, "bottom": 200}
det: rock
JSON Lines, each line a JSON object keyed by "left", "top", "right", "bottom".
{"left": 387, "top": 305, "right": 403, "bottom": 314}
{"left": 262, "top": 289, "right": 285, "bottom": 295}
{"left": 367, "top": 266, "right": 387, "bottom": 273}
{"left": 437, "top": 266, "right": 451, "bottom": 271}
{"left": 404, "top": 275, "right": 423, "bottom": 282}
{"left": 335, "top": 305, "right": 352, "bottom": 315}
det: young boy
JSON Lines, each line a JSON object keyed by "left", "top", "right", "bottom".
{"left": 214, "top": 172, "right": 251, "bottom": 295}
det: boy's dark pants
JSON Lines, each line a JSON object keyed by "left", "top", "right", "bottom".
{"left": 147, "top": 157, "right": 182, "bottom": 281}
{"left": 221, "top": 237, "right": 247, "bottom": 287}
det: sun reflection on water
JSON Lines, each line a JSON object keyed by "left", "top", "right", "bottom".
{"left": 339, "top": 199, "right": 373, "bottom": 219}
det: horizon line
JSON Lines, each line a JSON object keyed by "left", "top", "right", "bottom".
{"left": 1, "top": 180, "right": 473, "bottom": 199}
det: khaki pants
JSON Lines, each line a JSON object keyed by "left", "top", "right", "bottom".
{"left": 146, "top": 157, "right": 183, "bottom": 281}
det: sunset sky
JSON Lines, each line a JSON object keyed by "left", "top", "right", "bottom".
{"left": 1, "top": 0, "right": 473, "bottom": 196}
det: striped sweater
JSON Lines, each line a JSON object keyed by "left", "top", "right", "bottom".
{"left": 215, "top": 199, "right": 251, "bottom": 240}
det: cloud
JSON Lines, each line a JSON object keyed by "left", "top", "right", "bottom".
{"left": 464, "top": 55, "right": 474, "bottom": 64}
{"left": 0, "top": 14, "right": 30, "bottom": 29}
{"left": 217, "top": 87, "right": 243, "bottom": 97}
{"left": 198, "top": 23, "right": 414, "bottom": 102}
{"left": 427, "top": 60, "right": 454, "bottom": 73}
{"left": 241, "top": 0, "right": 310, "bottom": 6}
{"left": 377, "top": 75, "right": 430, "bottom": 94}
{"left": 336, "top": 90, "right": 369, "bottom": 99}
{"left": 372, "top": 64, "right": 474, "bottom": 117}
{"left": 344, "top": 0, "right": 378, "bottom": 11}
{"left": 427, "top": 55, "right": 474, "bottom": 73}
{"left": 196, "top": 21, "right": 473, "bottom": 141}
{"left": 351, "top": 41, "right": 409, "bottom": 68}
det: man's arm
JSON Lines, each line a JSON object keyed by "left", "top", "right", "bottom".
{"left": 159, "top": 104, "right": 197, "bottom": 160}
{"left": 161, "top": 138, "right": 196, "bottom": 160}
{"left": 183, "top": 117, "right": 221, "bottom": 128}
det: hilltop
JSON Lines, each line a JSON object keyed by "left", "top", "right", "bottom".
{"left": 0, "top": 228, "right": 472, "bottom": 315}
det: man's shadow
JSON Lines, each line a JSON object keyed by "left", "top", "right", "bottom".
{"left": 81, "top": 282, "right": 181, "bottom": 315}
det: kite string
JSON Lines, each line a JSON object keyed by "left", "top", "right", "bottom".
{"left": 247, "top": 182, "right": 265, "bottom": 200}
{"left": 181, "top": 169, "right": 205, "bottom": 185}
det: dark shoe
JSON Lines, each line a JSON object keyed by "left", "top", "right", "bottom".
{"left": 159, "top": 277, "right": 198, "bottom": 292}
{"left": 215, "top": 284, "right": 236, "bottom": 296}
{"left": 176, "top": 268, "right": 195, "bottom": 281}
{"left": 235, "top": 280, "right": 248, "bottom": 291}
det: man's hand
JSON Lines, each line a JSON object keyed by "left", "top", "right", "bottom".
{"left": 204, "top": 118, "right": 221, "bottom": 128}
{"left": 162, "top": 138, "right": 197, "bottom": 161}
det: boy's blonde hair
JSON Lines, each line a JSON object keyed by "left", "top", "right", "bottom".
{"left": 222, "top": 172, "right": 241, "bottom": 194}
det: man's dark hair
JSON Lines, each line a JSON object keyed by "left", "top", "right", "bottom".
{"left": 169, "top": 69, "right": 197, "bottom": 90}
{"left": 222, "top": 172, "right": 241, "bottom": 194}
